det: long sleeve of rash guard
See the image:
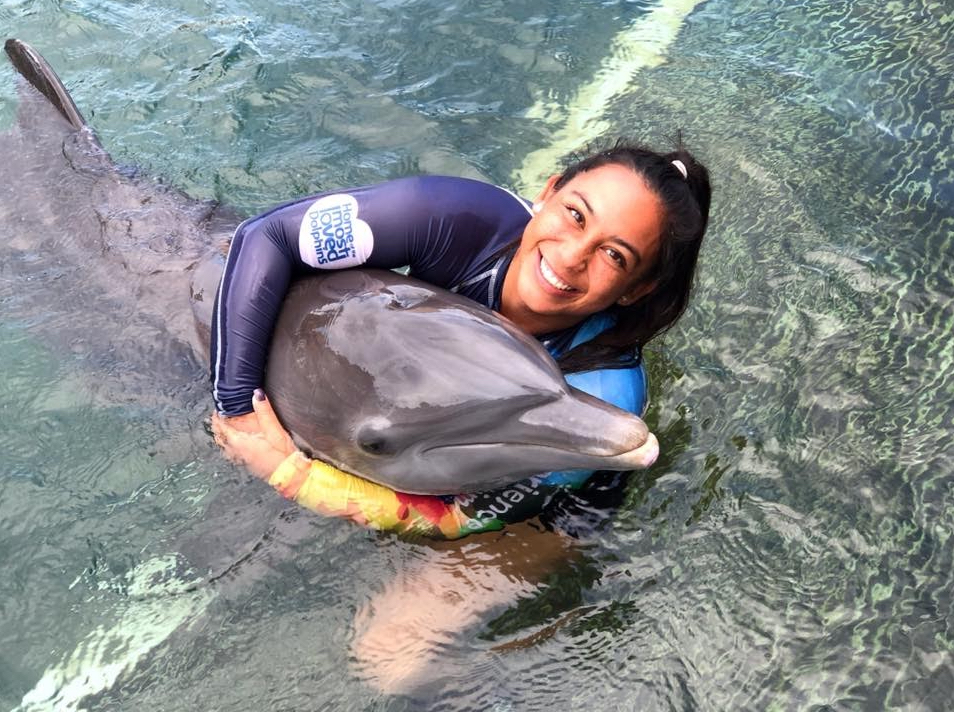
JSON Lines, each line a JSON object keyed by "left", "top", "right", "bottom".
{"left": 210, "top": 176, "right": 531, "bottom": 415}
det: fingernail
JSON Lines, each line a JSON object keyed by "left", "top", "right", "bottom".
{"left": 253, "top": 389, "right": 266, "bottom": 402}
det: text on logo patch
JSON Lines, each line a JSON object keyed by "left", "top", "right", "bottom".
{"left": 298, "top": 194, "right": 373, "bottom": 269}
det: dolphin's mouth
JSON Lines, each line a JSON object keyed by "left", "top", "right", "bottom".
{"left": 420, "top": 431, "right": 659, "bottom": 469}
{"left": 419, "top": 439, "right": 634, "bottom": 459}
{"left": 421, "top": 441, "right": 597, "bottom": 454}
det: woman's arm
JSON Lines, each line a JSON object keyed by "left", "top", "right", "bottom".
{"left": 211, "top": 176, "right": 529, "bottom": 417}
{"left": 213, "top": 393, "right": 505, "bottom": 540}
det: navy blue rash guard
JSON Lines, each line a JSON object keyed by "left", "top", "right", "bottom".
{"left": 211, "top": 175, "right": 648, "bottom": 504}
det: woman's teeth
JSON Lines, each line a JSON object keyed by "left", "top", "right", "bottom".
{"left": 540, "top": 256, "right": 574, "bottom": 291}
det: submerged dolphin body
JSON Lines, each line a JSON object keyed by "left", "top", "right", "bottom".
{"left": 5, "top": 38, "right": 656, "bottom": 497}
{"left": 1, "top": 39, "right": 237, "bottom": 406}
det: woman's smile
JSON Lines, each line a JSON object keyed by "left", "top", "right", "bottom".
{"left": 537, "top": 252, "right": 578, "bottom": 294}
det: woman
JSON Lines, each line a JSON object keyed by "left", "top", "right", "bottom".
{"left": 212, "top": 140, "right": 711, "bottom": 540}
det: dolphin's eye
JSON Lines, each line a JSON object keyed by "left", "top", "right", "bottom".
{"left": 360, "top": 437, "right": 386, "bottom": 454}
{"left": 356, "top": 418, "right": 398, "bottom": 456}
{"left": 356, "top": 426, "right": 395, "bottom": 456}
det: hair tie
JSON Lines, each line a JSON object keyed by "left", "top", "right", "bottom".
{"left": 671, "top": 159, "right": 688, "bottom": 179}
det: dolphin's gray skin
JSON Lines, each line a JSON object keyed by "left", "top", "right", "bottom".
{"left": 5, "top": 38, "right": 656, "bottom": 497}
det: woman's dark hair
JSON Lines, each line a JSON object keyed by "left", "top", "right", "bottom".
{"left": 554, "top": 137, "right": 711, "bottom": 373}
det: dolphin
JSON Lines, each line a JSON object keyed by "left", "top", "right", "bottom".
{"left": 5, "top": 38, "right": 657, "bottom": 498}
{"left": 3, "top": 39, "right": 657, "bottom": 711}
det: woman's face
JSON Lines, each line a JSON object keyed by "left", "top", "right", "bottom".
{"left": 501, "top": 163, "right": 665, "bottom": 335}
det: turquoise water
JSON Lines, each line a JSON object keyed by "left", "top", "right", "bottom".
{"left": 1, "top": 0, "right": 952, "bottom": 709}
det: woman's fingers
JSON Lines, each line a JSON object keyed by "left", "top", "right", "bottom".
{"left": 209, "top": 407, "right": 292, "bottom": 480}
{"left": 212, "top": 410, "right": 261, "bottom": 436}
{"left": 210, "top": 411, "right": 232, "bottom": 448}
{"left": 208, "top": 393, "right": 296, "bottom": 480}
{"left": 251, "top": 389, "right": 296, "bottom": 454}
{"left": 210, "top": 411, "right": 250, "bottom": 459}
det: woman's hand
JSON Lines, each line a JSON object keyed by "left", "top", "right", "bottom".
{"left": 211, "top": 390, "right": 298, "bottom": 480}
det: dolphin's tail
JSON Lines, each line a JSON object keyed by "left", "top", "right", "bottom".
{"left": 4, "top": 39, "right": 89, "bottom": 131}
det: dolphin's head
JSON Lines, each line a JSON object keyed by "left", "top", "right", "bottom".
{"left": 265, "top": 269, "right": 657, "bottom": 495}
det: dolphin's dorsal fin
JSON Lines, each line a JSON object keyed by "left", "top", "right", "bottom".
{"left": 5, "top": 38, "right": 89, "bottom": 130}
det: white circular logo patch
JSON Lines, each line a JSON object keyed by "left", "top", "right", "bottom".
{"left": 298, "top": 193, "right": 374, "bottom": 269}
